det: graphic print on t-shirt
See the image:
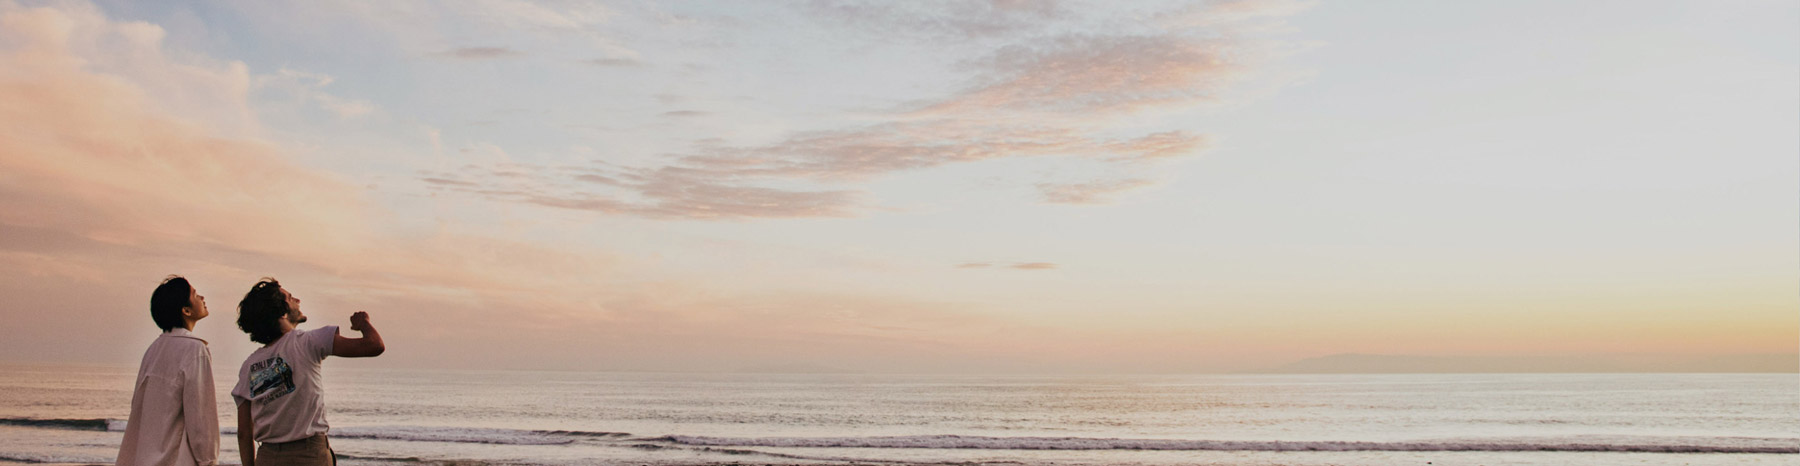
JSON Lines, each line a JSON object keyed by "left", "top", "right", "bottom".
{"left": 248, "top": 356, "right": 295, "bottom": 400}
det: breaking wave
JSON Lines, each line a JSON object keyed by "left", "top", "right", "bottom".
{"left": 326, "top": 426, "right": 631, "bottom": 445}
{"left": 0, "top": 417, "right": 123, "bottom": 432}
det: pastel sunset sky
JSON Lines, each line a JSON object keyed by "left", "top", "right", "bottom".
{"left": 1, "top": 0, "right": 1794, "bottom": 372}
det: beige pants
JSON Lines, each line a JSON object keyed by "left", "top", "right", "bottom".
{"left": 257, "top": 434, "right": 335, "bottom": 466}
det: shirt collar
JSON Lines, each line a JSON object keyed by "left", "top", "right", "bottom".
{"left": 164, "top": 327, "right": 208, "bottom": 345}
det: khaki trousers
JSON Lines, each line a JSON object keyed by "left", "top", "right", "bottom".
{"left": 257, "top": 434, "right": 335, "bottom": 466}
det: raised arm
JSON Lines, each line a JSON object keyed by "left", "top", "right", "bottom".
{"left": 332, "top": 311, "right": 385, "bottom": 358}
{"left": 236, "top": 401, "right": 255, "bottom": 466}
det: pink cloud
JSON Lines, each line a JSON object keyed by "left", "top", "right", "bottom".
{"left": 425, "top": 3, "right": 1293, "bottom": 218}
{"left": 421, "top": 165, "right": 864, "bottom": 220}
{"left": 439, "top": 46, "right": 525, "bottom": 59}
{"left": 677, "top": 123, "right": 1207, "bottom": 181}
{"left": 581, "top": 57, "right": 643, "bottom": 67}
{"left": 1037, "top": 178, "right": 1157, "bottom": 204}
{"left": 0, "top": 7, "right": 368, "bottom": 261}
{"left": 920, "top": 34, "right": 1240, "bottom": 117}
{"left": 0, "top": 1, "right": 627, "bottom": 315}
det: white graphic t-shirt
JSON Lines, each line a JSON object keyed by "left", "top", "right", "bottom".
{"left": 231, "top": 326, "right": 337, "bottom": 443}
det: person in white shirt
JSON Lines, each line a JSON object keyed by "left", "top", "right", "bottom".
{"left": 231, "top": 278, "right": 384, "bottom": 466}
{"left": 117, "top": 275, "right": 219, "bottom": 466}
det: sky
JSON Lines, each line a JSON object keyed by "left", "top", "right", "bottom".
{"left": 0, "top": 0, "right": 1794, "bottom": 373}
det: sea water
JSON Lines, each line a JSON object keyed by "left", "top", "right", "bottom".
{"left": 1, "top": 363, "right": 1794, "bottom": 465}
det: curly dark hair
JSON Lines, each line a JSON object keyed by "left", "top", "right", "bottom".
{"left": 237, "top": 277, "right": 290, "bottom": 344}
{"left": 149, "top": 275, "right": 193, "bottom": 332}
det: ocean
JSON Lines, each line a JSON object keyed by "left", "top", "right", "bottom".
{"left": 1, "top": 363, "right": 1794, "bottom": 465}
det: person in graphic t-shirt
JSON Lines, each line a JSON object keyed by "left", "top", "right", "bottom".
{"left": 117, "top": 275, "right": 219, "bottom": 466}
{"left": 231, "top": 278, "right": 385, "bottom": 466}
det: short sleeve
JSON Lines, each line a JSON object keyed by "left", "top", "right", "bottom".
{"left": 307, "top": 325, "right": 339, "bottom": 360}
{"left": 230, "top": 365, "right": 251, "bottom": 405}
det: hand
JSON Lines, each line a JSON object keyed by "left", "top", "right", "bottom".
{"left": 349, "top": 311, "right": 371, "bottom": 332}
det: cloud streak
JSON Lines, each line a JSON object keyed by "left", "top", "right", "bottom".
{"left": 440, "top": 46, "right": 525, "bottom": 59}
{"left": 804, "top": 0, "right": 1064, "bottom": 41}
{"left": 431, "top": 0, "right": 1302, "bottom": 219}
{"left": 919, "top": 34, "right": 1239, "bottom": 116}
{"left": 1038, "top": 178, "right": 1157, "bottom": 204}
{"left": 420, "top": 164, "right": 864, "bottom": 220}
{"left": 955, "top": 262, "right": 1058, "bottom": 270}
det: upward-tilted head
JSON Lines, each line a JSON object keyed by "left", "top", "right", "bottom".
{"left": 236, "top": 277, "right": 304, "bottom": 344}
{"left": 149, "top": 275, "right": 206, "bottom": 332}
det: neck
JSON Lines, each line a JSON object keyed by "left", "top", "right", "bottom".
{"left": 263, "top": 325, "right": 296, "bottom": 347}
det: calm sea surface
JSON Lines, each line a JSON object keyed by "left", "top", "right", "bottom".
{"left": 1, "top": 363, "right": 1795, "bottom": 465}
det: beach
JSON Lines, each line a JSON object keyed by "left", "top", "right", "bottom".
{"left": 2, "top": 364, "right": 1795, "bottom": 465}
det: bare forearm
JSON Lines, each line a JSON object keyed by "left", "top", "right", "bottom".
{"left": 238, "top": 435, "right": 255, "bottom": 466}
{"left": 237, "top": 403, "right": 255, "bottom": 466}
{"left": 336, "top": 312, "right": 386, "bottom": 357}
{"left": 360, "top": 324, "right": 384, "bottom": 351}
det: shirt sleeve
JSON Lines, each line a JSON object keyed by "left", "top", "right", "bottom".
{"left": 229, "top": 362, "right": 251, "bottom": 406}
{"left": 308, "top": 325, "right": 339, "bottom": 361}
{"left": 183, "top": 344, "right": 220, "bottom": 466}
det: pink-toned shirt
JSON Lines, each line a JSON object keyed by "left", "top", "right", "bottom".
{"left": 117, "top": 328, "right": 219, "bottom": 466}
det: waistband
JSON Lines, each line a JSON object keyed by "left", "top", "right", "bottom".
{"left": 262, "top": 433, "right": 329, "bottom": 451}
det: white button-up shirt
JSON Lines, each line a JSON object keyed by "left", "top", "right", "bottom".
{"left": 117, "top": 328, "right": 219, "bottom": 466}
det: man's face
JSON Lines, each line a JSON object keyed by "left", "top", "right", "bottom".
{"left": 185, "top": 287, "right": 208, "bottom": 321}
{"left": 281, "top": 288, "right": 307, "bottom": 324}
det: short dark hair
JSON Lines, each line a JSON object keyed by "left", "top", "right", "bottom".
{"left": 237, "top": 278, "right": 289, "bottom": 345}
{"left": 149, "top": 275, "right": 193, "bottom": 332}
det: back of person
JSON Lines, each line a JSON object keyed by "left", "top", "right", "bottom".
{"left": 231, "top": 277, "right": 384, "bottom": 466}
{"left": 118, "top": 276, "right": 218, "bottom": 466}
{"left": 232, "top": 325, "right": 337, "bottom": 444}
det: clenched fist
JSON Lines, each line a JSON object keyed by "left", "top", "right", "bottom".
{"left": 350, "top": 311, "right": 372, "bottom": 332}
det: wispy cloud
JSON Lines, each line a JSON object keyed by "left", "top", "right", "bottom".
{"left": 1038, "top": 178, "right": 1157, "bottom": 204}
{"left": 957, "top": 262, "right": 1058, "bottom": 270}
{"left": 920, "top": 34, "right": 1239, "bottom": 116}
{"left": 804, "top": 0, "right": 1064, "bottom": 41}
{"left": 257, "top": 68, "right": 378, "bottom": 118}
{"left": 439, "top": 46, "right": 525, "bottom": 60}
{"left": 581, "top": 57, "right": 643, "bottom": 67}
{"left": 427, "top": 0, "right": 1307, "bottom": 219}
{"left": 420, "top": 164, "right": 863, "bottom": 220}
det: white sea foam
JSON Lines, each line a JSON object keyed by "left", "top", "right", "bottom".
{"left": 661, "top": 434, "right": 1800, "bottom": 453}
{"left": 329, "top": 426, "right": 582, "bottom": 445}
{"left": 0, "top": 452, "right": 111, "bottom": 464}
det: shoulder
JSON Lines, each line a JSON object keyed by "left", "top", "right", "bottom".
{"left": 309, "top": 325, "right": 340, "bottom": 346}
{"left": 238, "top": 347, "right": 271, "bottom": 369}
{"left": 157, "top": 333, "right": 207, "bottom": 352}
{"left": 294, "top": 326, "right": 340, "bottom": 337}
